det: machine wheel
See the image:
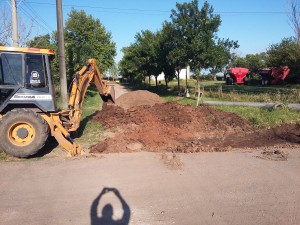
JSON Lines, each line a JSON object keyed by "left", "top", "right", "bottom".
{"left": 243, "top": 77, "right": 249, "bottom": 85}
{"left": 226, "top": 77, "right": 233, "bottom": 85}
{"left": 0, "top": 109, "right": 49, "bottom": 158}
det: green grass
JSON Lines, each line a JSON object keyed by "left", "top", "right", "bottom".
{"left": 214, "top": 106, "right": 300, "bottom": 129}
{"left": 0, "top": 150, "right": 9, "bottom": 161}
{"left": 75, "top": 87, "right": 105, "bottom": 146}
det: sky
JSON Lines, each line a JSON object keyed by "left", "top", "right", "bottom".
{"left": 1, "top": 0, "right": 295, "bottom": 63}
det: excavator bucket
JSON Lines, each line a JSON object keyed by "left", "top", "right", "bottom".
{"left": 100, "top": 84, "right": 115, "bottom": 104}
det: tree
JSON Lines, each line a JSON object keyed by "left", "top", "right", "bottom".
{"left": 134, "top": 30, "right": 161, "bottom": 87}
{"left": 231, "top": 55, "right": 248, "bottom": 68}
{"left": 158, "top": 21, "right": 184, "bottom": 89}
{"left": 27, "top": 34, "right": 55, "bottom": 49}
{"left": 170, "top": 0, "right": 238, "bottom": 92}
{"left": 266, "top": 37, "right": 300, "bottom": 83}
{"left": 230, "top": 52, "right": 267, "bottom": 78}
{"left": 287, "top": 0, "right": 300, "bottom": 45}
{"left": 210, "top": 39, "right": 239, "bottom": 80}
{"left": 119, "top": 30, "right": 161, "bottom": 86}
{"left": 0, "top": 8, "right": 11, "bottom": 45}
{"left": 171, "top": 0, "right": 221, "bottom": 73}
{"left": 107, "top": 63, "right": 118, "bottom": 81}
{"left": 65, "top": 10, "right": 116, "bottom": 81}
{"left": 119, "top": 44, "right": 144, "bottom": 83}
{"left": 0, "top": 7, "right": 34, "bottom": 47}
{"left": 244, "top": 53, "right": 267, "bottom": 74}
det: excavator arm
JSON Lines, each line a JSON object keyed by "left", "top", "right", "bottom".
{"left": 47, "top": 59, "right": 115, "bottom": 156}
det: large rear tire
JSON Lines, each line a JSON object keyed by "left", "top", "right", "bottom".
{"left": 0, "top": 109, "right": 49, "bottom": 158}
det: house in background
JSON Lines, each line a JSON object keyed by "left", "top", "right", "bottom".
{"left": 151, "top": 65, "right": 191, "bottom": 81}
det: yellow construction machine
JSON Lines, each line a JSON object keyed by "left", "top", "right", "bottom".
{"left": 0, "top": 46, "right": 115, "bottom": 157}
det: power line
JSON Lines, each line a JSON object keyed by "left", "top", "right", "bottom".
{"left": 18, "top": 3, "right": 53, "bottom": 34}
{"left": 24, "top": 1, "right": 290, "bottom": 15}
{"left": 24, "top": 1, "right": 171, "bottom": 13}
{"left": 23, "top": 1, "right": 55, "bottom": 31}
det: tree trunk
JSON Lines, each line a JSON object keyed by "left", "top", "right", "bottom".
{"left": 214, "top": 74, "right": 217, "bottom": 81}
{"left": 165, "top": 77, "right": 169, "bottom": 88}
{"left": 176, "top": 69, "right": 180, "bottom": 93}
{"left": 155, "top": 76, "right": 158, "bottom": 87}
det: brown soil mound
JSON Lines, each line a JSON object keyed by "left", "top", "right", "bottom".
{"left": 115, "top": 90, "right": 166, "bottom": 110}
{"left": 89, "top": 90, "right": 300, "bottom": 154}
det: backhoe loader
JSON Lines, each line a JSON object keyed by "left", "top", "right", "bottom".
{"left": 0, "top": 46, "right": 115, "bottom": 157}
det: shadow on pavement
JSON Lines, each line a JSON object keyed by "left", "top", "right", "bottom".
{"left": 91, "top": 187, "right": 130, "bottom": 225}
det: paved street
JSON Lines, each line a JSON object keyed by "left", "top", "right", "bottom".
{"left": 0, "top": 149, "right": 299, "bottom": 225}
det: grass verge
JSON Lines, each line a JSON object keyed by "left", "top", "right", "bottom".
{"left": 214, "top": 106, "right": 300, "bottom": 129}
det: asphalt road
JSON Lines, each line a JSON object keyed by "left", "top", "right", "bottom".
{"left": 0, "top": 148, "right": 299, "bottom": 225}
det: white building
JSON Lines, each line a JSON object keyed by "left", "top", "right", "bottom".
{"left": 151, "top": 66, "right": 191, "bottom": 81}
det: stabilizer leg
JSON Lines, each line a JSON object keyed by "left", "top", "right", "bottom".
{"left": 53, "top": 128, "right": 84, "bottom": 157}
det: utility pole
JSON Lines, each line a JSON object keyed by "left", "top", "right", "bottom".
{"left": 56, "top": 0, "right": 68, "bottom": 109}
{"left": 11, "top": 0, "right": 18, "bottom": 47}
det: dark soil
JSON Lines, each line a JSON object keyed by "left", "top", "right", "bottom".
{"left": 90, "top": 90, "right": 300, "bottom": 154}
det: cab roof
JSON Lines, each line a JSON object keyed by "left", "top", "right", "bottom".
{"left": 0, "top": 46, "right": 55, "bottom": 55}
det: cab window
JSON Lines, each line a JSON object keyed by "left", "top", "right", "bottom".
{"left": 25, "top": 54, "right": 48, "bottom": 89}
{"left": 0, "top": 53, "right": 23, "bottom": 85}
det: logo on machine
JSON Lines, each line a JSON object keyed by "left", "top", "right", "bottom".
{"left": 31, "top": 71, "right": 39, "bottom": 79}
{"left": 30, "top": 71, "right": 41, "bottom": 84}
{"left": 10, "top": 94, "right": 52, "bottom": 101}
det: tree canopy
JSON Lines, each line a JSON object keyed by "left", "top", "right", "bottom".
{"left": 65, "top": 9, "right": 116, "bottom": 77}
{"left": 120, "top": 0, "right": 238, "bottom": 88}
{"left": 266, "top": 37, "right": 300, "bottom": 82}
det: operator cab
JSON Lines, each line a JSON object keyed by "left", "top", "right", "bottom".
{"left": 0, "top": 46, "right": 57, "bottom": 112}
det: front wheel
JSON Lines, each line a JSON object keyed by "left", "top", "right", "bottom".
{"left": 0, "top": 109, "right": 49, "bottom": 158}
{"left": 226, "top": 77, "right": 233, "bottom": 85}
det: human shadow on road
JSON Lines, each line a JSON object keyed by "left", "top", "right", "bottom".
{"left": 91, "top": 187, "right": 130, "bottom": 225}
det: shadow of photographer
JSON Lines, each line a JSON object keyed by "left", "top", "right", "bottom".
{"left": 91, "top": 187, "right": 130, "bottom": 225}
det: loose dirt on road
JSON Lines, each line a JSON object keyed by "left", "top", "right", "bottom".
{"left": 90, "top": 90, "right": 300, "bottom": 154}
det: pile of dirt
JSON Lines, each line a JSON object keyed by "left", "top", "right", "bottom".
{"left": 90, "top": 90, "right": 300, "bottom": 154}
{"left": 115, "top": 90, "right": 166, "bottom": 110}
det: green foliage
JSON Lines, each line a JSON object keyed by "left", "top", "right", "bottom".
{"left": 210, "top": 39, "right": 239, "bottom": 77}
{"left": 171, "top": 0, "right": 222, "bottom": 72}
{"left": 107, "top": 63, "right": 118, "bottom": 80}
{"left": 26, "top": 10, "right": 116, "bottom": 85}
{"left": 266, "top": 37, "right": 300, "bottom": 83}
{"left": 135, "top": 30, "right": 161, "bottom": 80}
{"left": 65, "top": 9, "right": 116, "bottom": 79}
{"left": 158, "top": 22, "right": 178, "bottom": 87}
{"left": 26, "top": 34, "right": 55, "bottom": 49}
{"left": 230, "top": 54, "right": 248, "bottom": 68}
{"left": 119, "top": 30, "right": 161, "bottom": 85}
{"left": 119, "top": 44, "right": 145, "bottom": 83}
{"left": 215, "top": 106, "right": 300, "bottom": 128}
{"left": 120, "top": 0, "right": 237, "bottom": 87}
{"left": 0, "top": 150, "right": 8, "bottom": 161}
{"left": 231, "top": 53, "right": 267, "bottom": 74}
